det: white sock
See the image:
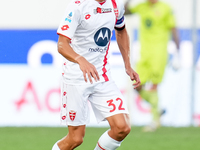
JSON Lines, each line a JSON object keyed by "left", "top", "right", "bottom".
{"left": 52, "top": 141, "right": 60, "bottom": 150}
{"left": 94, "top": 130, "right": 122, "bottom": 150}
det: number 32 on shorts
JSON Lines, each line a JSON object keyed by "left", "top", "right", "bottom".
{"left": 107, "top": 98, "right": 125, "bottom": 112}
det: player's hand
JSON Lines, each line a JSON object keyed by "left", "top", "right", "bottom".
{"left": 126, "top": 67, "right": 141, "bottom": 89}
{"left": 76, "top": 56, "right": 100, "bottom": 84}
{"left": 171, "top": 50, "right": 181, "bottom": 71}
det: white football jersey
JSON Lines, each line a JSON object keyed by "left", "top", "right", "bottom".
{"left": 57, "top": 0, "right": 125, "bottom": 85}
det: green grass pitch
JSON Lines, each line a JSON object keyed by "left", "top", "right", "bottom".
{"left": 0, "top": 127, "right": 200, "bottom": 150}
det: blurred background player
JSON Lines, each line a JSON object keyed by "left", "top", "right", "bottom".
{"left": 125, "top": 0, "right": 180, "bottom": 132}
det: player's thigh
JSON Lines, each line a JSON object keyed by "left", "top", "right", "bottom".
{"left": 89, "top": 81, "right": 129, "bottom": 123}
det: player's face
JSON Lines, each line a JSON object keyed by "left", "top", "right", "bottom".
{"left": 148, "top": 0, "right": 158, "bottom": 4}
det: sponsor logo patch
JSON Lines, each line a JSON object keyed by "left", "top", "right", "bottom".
{"left": 65, "top": 12, "right": 73, "bottom": 23}
{"left": 85, "top": 14, "right": 91, "bottom": 20}
{"left": 89, "top": 47, "right": 107, "bottom": 53}
{"left": 94, "top": 27, "right": 111, "bottom": 46}
{"left": 94, "top": 7, "right": 112, "bottom": 14}
{"left": 61, "top": 25, "right": 69, "bottom": 31}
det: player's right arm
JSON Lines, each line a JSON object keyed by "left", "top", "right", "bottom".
{"left": 57, "top": 1, "right": 99, "bottom": 84}
{"left": 57, "top": 35, "right": 100, "bottom": 84}
{"left": 57, "top": 35, "right": 80, "bottom": 63}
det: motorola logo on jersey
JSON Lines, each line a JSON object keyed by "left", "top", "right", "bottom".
{"left": 94, "top": 27, "right": 111, "bottom": 46}
{"left": 89, "top": 47, "right": 108, "bottom": 53}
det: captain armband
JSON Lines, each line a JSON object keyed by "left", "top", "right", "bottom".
{"left": 114, "top": 25, "right": 125, "bottom": 31}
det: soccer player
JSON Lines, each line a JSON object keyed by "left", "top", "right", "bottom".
{"left": 125, "top": 0, "right": 180, "bottom": 132}
{"left": 52, "top": 0, "right": 141, "bottom": 150}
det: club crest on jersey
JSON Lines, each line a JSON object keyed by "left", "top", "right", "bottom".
{"left": 65, "top": 12, "right": 73, "bottom": 23}
{"left": 94, "top": 27, "right": 111, "bottom": 46}
{"left": 94, "top": 7, "right": 112, "bottom": 14}
{"left": 69, "top": 110, "right": 76, "bottom": 121}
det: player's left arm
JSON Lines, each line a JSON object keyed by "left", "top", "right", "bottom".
{"left": 166, "top": 6, "right": 181, "bottom": 69}
{"left": 171, "top": 27, "right": 180, "bottom": 50}
{"left": 166, "top": 5, "right": 180, "bottom": 50}
{"left": 115, "top": 26, "right": 140, "bottom": 89}
{"left": 115, "top": 1, "right": 140, "bottom": 88}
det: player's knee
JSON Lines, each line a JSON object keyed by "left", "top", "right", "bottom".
{"left": 72, "top": 136, "right": 84, "bottom": 147}
{"left": 114, "top": 122, "right": 131, "bottom": 139}
{"left": 122, "top": 123, "right": 131, "bottom": 136}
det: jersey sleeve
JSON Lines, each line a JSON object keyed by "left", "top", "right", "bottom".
{"left": 57, "top": 1, "right": 80, "bottom": 40}
{"left": 115, "top": 0, "right": 125, "bottom": 29}
{"left": 165, "top": 6, "right": 176, "bottom": 29}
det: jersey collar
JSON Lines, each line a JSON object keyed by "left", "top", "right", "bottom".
{"left": 96, "top": 0, "right": 106, "bottom": 5}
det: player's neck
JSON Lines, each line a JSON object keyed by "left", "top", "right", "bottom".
{"left": 96, "top": 0, "right": 106, "bottom": 3}
{"left": 148, "top": 2, "right": 157, "bottom": 6}
{"left": 148, "top": 0, "right": 158, "bottom": 5}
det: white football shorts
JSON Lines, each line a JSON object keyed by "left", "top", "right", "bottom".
{"left": 60, "top": 80, "right": 129, "bottom": 126}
